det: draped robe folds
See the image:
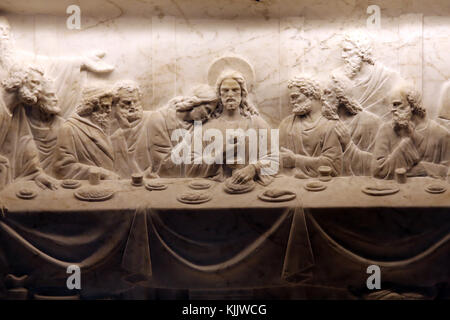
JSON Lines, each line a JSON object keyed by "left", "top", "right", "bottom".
{"left": 279, "top": 114, "right": 342, "bottom": 177}
{"left": 186, "top": 115, "right": 278, "bottom": 185}
{"left": 110, "top": 111, "right": 154, "bottom": 179}
{"left": 341, "top": 110, "right": 382, "bottom": 176}
{"left": 147, "top": 106, "right": 193, "bottom": 177}
{"left": 54, "top": 114, "right": 115, "bottom": 180}
{"left": 334, "top": 63, "right": 401, "bottom": 120}
{"left": 373, "top": 120, "right": 450, "bottom": 179}
{"left": 24, "top": 108, "right": 64, "bottom": 177}
{"left": 0, "top": 100, "right": 41, "bottom": 189}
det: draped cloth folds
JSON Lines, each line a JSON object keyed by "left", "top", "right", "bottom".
{"left": 138, "top": 202, "right": 314, "bottom": 283}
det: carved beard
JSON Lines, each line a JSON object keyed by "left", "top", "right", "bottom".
{"left": 341, "top": 100, "right": 360, "bottom": 115}
{"left": 37, "top": 100, "right": 60, "bottom": 117}
{"left": 393, "top": 112, "right": 412, "bottom": 130}
{"left": 292, "top": 100, "right": 312, "bottom": 116}
{"left": 223, "top": 98, "right": 240, "bottom": 111}
{"left": 18, "top": 86, "right": 39, "bottom": 106}
{"left": 117, "top": 108, "right": 143, "bottom": 128}
{"left": 91, "top": 112, "right": 111, "bottom": 132}
{"left": 343, "top": 55, "right": 363, "bottom": 79}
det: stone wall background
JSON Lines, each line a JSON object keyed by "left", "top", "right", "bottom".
{"left": 1, "top": 0, "right": 450, "bottom": 127}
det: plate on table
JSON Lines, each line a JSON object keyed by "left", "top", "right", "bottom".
{"left": 258, "top": 188, "right": 296, "bottom": 202}
{"left": 304, "top": 181, "right": 327, "bottom": 192}
{"left": 425, "top": 183, "right": 447, "bottom": 194}
{"left": 145, "top": 181, "right": 168, "bottom": 191}
{"left": 177, "top": 191, "right": 212, "bottom": 204}
{"left": 362, "top": 184, "right": 399, "bottom": 196}
{"left": 223, "top": 178, "right": 255, "bottom": 194}
{"left": 16, "top": 188, "right": 37, "bottom": 200}
{"left": 74, "top": 186, "right": 114, "bottom": 202}
{"left": 61, "top": 179, "right": 81, "bottom": 189}
{"left": 188, "top": 180, "right": 212, "bottom": 190}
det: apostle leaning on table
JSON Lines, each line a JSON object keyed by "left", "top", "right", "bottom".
{"left": 279, "top": 75, "right": 343, "bottom": 178}
{"left": 54, "top": 86, "right": 120, "bottom": 180}
{"left": 149, "top": 84, "right": 219, "bottom": 177}
{"left": 373, "top": 84, "right": 449, "bottom": 179}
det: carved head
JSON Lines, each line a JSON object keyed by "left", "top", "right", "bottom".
{"left": 0, "top": 16, "right": 11, "bottom": 41}
{"left": 113, "top": 80, "right": 143, "bottom": 127}
{"left": 328, "top": 74, "right": 363, "bottom": 115}
{"left": 287, "top": 75, "right": 338, "bottom": 120}
{"left": 77, "top": 86, "right": 114, "bottom": 131}
{"left": 172, "top": 84, "right": 219, "bottom": 122}
{"left": 36, "top": 77, "right": 60, "bottom": 116}
{"left": 389, "top": 84, "right": 426, "bottom": 129}
{"left": 3, "top": 65, "right": 45, "bottom": 105}
{"left": 215, "top": 70, "right": 258, "bottom": 118}
{"left": 341, "top": 33, "right": 374, "bottom": 78}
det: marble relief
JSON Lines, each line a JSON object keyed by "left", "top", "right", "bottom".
{"left": 0, "top": 1, "right": 449, "bottom": 300}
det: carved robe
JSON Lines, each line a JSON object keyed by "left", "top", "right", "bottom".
{"left": 147, "top": 106, "right": 193, "bottom": 177}
{"left": 54, "top": 114, "right": 115, "bottom": 180}
{"left": 23, "top": 108, "right": 64, "bottom": 176}
{"left": 334, "top": 63, "right": 401, "bottom": 119}
{"left": 341, "top": 110, "right": 382, "bottom": 176}
{"left": 279, "top": 114, "right": 342, "bottom": 177}
{"left": 0, "top": 99, "right": 41, "bottom": 189}
{"left": 373, "top": 120, "right": 450, "bottom": 179}
{"left": 110, "top": 111, "right": 154, "bottom": 179}
{"left": 186, "top": 114, "right": 278, "bottom": 185}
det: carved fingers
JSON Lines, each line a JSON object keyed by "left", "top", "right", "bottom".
{"left": 82, "top": 50, "right": 115, "bottom": 73}
{"left": 334, "top": 121, "right": 351, "bottom": 149}
{"left": 280, "top": 147, "right": 295, "bottom": 168}
{"left": 35, "top": 173, "right": 58, "bottom": 191}
{"left": 231, "top": 165, "right": 256, "bottom": 184}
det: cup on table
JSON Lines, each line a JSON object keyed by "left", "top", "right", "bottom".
{"left": 89, "top": 168, "right": 101, "bottom": 185}
{"left": 395, "top": 168, "right": 407, "bottom": 184}
{"left": 131, "top": 173, "right": 143, "bottom": 186}
{"left": 318, "top": 166, "right": 332, "bottom": 182}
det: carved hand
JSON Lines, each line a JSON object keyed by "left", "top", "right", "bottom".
{"left": 98, "top": 168, "right": 120, "bottom": 180}
{"left": 82, "top": 50, "right": 115, "bottom": 73}
{"left": 231, "top": 164, "right": 256, "bottom": 184}
{"left": 34, "top": 173, "right": 58, "bottom": 190}
{"left": 334, "top": 121, "right": 351, "bottom": 150}
{"left": 144, "top": 168, "right": 160, "bottom": 179}
{"left": 280, "top": 147, "right": 296, "bottom": 168}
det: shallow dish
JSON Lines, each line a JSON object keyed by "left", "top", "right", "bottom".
{"left": 304, "top": 181, "right": 327, "bottom": 192}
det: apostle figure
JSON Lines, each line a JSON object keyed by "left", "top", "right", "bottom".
{"left": 279, "top": 75, "right": 342, "bottom": 178}
{"left": 373, "top": 84, "right": 449, "bottom": 179}
{"left": 110, "top": 80, "right": 158, "bottom": 179}
{"left": 148, "top": 84, "right": 219, "bottom": 177}
{"left": 54, "top": 85, "right": 120, "bottom": 180}
{"left": 332, "top": 32, "right": 401, "bottom": 119}
{"left": 330, "top": 74, "right": 382, "bottom": 176}
{"left": 186, "top": 70, "right": 278, "bottom": 185}
{"left": 0, "top": 16, "right": 114, "bottom": 118}
{"left": 0, "top": 65, "right": 58, "bottom": 190}
{"left": 21, "top": 74, "right": 64, "bottom": 175}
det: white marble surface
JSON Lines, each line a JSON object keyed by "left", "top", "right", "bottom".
{"left": 1, "top": 0, "right": 450, "bottom": 124}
